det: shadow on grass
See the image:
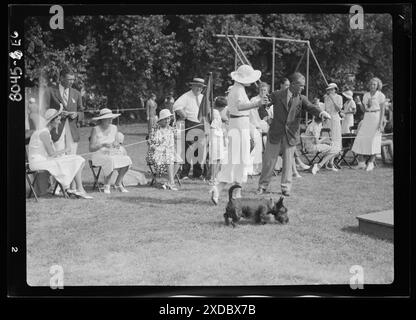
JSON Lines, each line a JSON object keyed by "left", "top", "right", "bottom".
{"left": 341, "top": 226, "right": 393, "bottom": 243}
{"left": 111, "top": 195, "right": 211, "bottom": 206}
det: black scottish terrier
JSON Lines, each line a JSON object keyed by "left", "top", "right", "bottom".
{"left": 224, "top": 185, "right": 289, "bottom": 227}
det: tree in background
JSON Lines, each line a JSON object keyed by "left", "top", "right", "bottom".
{"left": 24, "top": 13, "right": 393, "bottom": 118}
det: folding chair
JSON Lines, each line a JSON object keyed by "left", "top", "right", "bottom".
{"left": 299, "top": 134, "right": 323, "bottom": 166}
{"left": 147, "top": 161, "right": 181, "bottom": 187}
{"left": 26, "top": 150, "right": 68, "bottom": 201}
{"left": 335, "top": 133, "right": 358, "bottom": 168}
{"left": 146, "top": 140, "right": 181, "bottom": 187}
{"left": 89, "top": 159, "right": 103, "bottom": 192}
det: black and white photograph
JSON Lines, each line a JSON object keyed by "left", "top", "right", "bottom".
{"left": 7, "top": 3, "right": 413, "bottom": 303}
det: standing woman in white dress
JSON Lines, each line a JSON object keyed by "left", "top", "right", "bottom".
{"left": 28, "top": 106, "right": 93, "bottom": 199}
{"left": 341, "top": 90, "right": 356, "bottom": 134}
{"left": 323, "top": 83, "right": 343, "bottom": 171}
{"left": 352, "top": 77, "right": 386, "bottom": 171}
{"left": 209, "top": 65, "right": 268, "bottom": 204}
{"left": 89, "top": 108, "right": 132, "bottom": 194}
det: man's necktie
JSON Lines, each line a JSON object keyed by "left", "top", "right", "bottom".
{"left": 63, "top": 89, "right": 69, "bottom": 106}
{"left": 287, "top": 95, "right": 293, "bottom": 110}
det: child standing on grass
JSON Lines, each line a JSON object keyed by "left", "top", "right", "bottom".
{"left": 209, "top": 96, "right": 228, "bottom": 185}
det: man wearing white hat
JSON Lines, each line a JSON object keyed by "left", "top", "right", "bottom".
{"left": 257, "top": 72, "right": 331, "bottom": 196}
{"left": 173, "top": 77, "right": 206, "bottom": 179}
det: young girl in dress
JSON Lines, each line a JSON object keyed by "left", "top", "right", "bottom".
{"left": 209, "top": 96, "right": 228, "bottom": 184}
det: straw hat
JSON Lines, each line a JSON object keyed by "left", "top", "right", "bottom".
{"left": 92, "top": 108, "right": 121, "bottom": 121}
{"left": 342, "top": 90, "right": 354, "bottom": 100}
{"left": 326, "top": 83, "right": 338, "bottom": 91}
{"left": 189, "top": 78, "right": 206, "bottom": 87}
{"left": 231, "top": 64, "right": 261, "bottom": 85}
{"left": 158, "top": 109, "right": 173, "bottom": 122}
{"left": 44, "top": 105, "right": 63, "bottom": 124}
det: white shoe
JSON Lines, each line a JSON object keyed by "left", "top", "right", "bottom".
{"left": 365, "top": 162, "right": 374, "bottom": 171}
{"left": 293, "top": 173, "right": 302, "bottom": 178}
{"left": 115, "top": 185, "right": 129, "bottom": 193}
{"left": 103, "top": 184, "right": 111, "bottom": 194}
{"left": 75, "top": 191, "right": 93, "bottom": 199}
{"left": 329, "top": 166, "right": 339, "bottom": 172}
{"left": 298, "top": 163, "right": 310, "bottom": 170}
{"left": 311, "top": 164, "right": 319, "bottom": 175}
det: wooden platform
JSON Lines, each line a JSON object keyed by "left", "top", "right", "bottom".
{"left": 356, "top": 210, "right": 393, "bottom": 240}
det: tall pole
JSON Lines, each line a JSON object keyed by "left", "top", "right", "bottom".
{"left": 306, "top": 43, "right": 310, "bottom": 124}
{"left": 272, "top": 39, "right": 275, "bottom": 92}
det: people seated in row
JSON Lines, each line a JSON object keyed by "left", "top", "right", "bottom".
{"left": 302, "top": 116, "right": 338, "bottom": 175}
{"left": 28, "top": 106, "right": 93, "bottom": 199}
{"left": 89, "top": 108, "right": 132, "bottom": 194}
{"left": 146, "top": 109, "right": 181, "bottom": 191}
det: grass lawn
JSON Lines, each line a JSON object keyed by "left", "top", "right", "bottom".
{"left": 26, "top": 123, "right": 394, "bottom": 286}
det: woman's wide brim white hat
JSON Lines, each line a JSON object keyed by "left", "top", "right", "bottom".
{"left": 158, "top": 109, "right": 173, "bottom": 121}
{"left": 44, "top": 104, "right": 63, "bottom": 124}
{"left": 92, "top": 108, "right": 121, "bottom": 121}
{"left": 231, "top": 64, "right": 261, "bottom": 84}
{"left": 342, "top": 90, "right": 354, "bottom": 99}
{"left": 326, "top": 83, "right": 338, "bottom": 91}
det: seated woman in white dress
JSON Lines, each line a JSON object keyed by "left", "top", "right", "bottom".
{"left": 304, "top": 116, "right": 338, "bottom": 175}
{"left": 89, "top": 108, "right": 132, "bottom": 194}
{"left": 28, "top": 106, "right": 92, "bottom": 199}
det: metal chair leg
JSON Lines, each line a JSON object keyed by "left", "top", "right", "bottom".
{"left": 26, "top": 172, "right": 39, "bottom": 202}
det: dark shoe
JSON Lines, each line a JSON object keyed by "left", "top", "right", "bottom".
{"left": 281, "top": 190, "right": 290, "bottom": 197}
{"left": 256, "top": 187, "right": 266, "bottom": 195}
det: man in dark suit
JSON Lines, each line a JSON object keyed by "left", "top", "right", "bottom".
{"left": 44, "top": 67, "right": 84, "bottom": 192}
{"left": 44, "top": 67, "right": 84, "bottom": 154}
{"left": 257, "top": 72, "right": 331, "bottom": 196}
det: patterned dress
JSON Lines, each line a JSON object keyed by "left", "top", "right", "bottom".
{"left": 146, "top": 123, "right": 182, "bottom": 175}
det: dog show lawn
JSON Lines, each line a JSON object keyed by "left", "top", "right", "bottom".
{"left": 26, "top": 123, "right": 394, "bottom": 286}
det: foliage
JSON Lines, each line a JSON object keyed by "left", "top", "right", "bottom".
{"left": 24, "top": 14, "right": 393, "bottom": 113}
